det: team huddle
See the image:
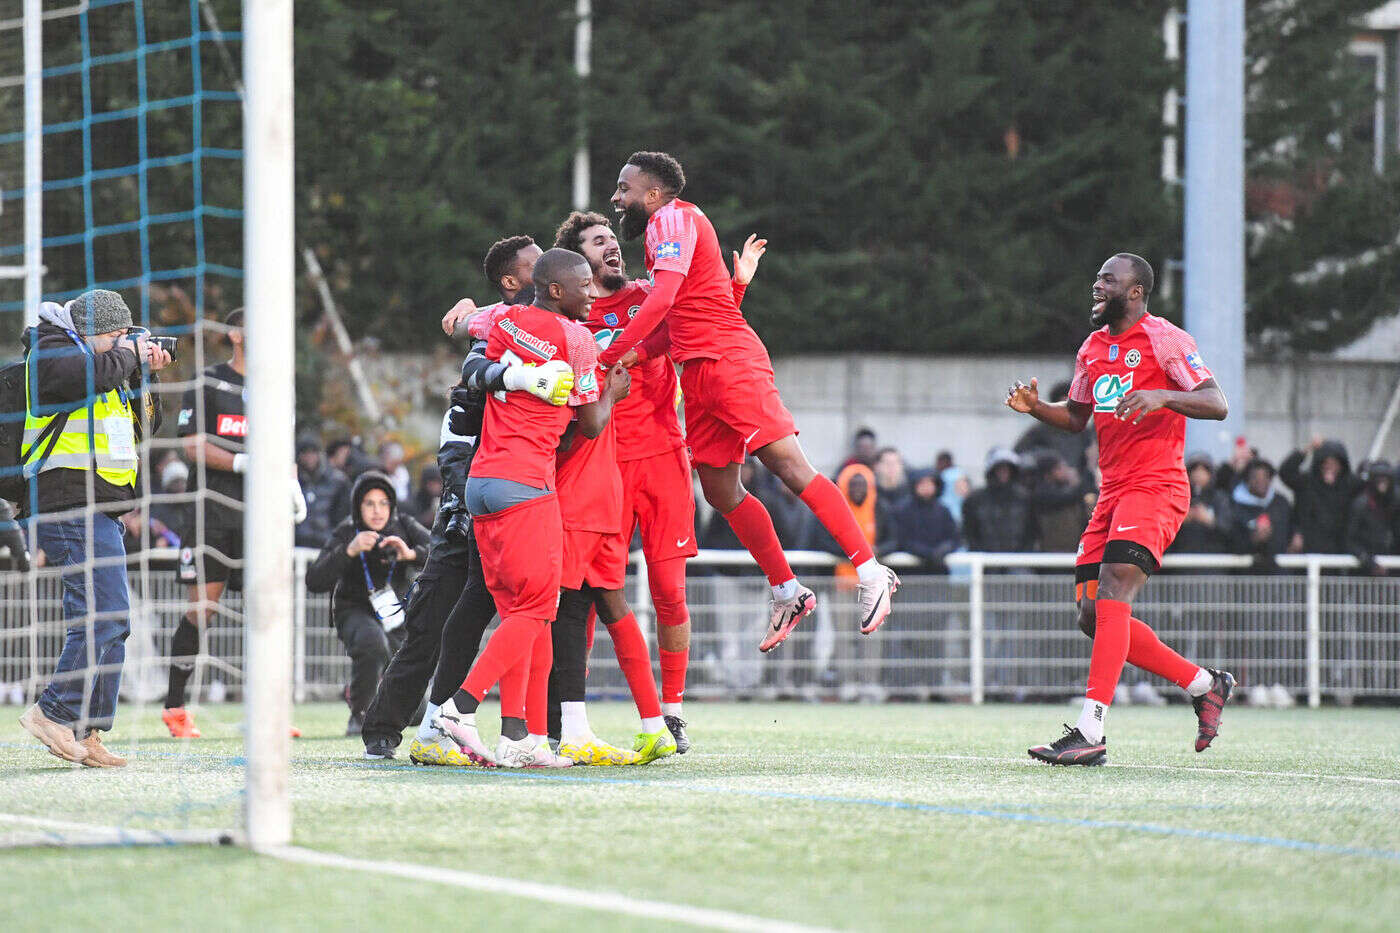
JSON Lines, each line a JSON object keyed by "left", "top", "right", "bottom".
{"left": 16, "top": 150, "right": 1241, "bottom": 771}
{"left": 349, "top": 151, "right": 902, "bottom": 767}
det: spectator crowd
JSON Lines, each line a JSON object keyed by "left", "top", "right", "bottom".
{"left": 699, "top": 381, "right": 1400, "bottom": 576}
{"left": 111, "top": 435, "right": 445, "bottom": 559}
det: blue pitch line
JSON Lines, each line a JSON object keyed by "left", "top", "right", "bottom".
{"left": 6, "top": 742, "right": 1395, "bottom": 862}
{"left": 332, "top": 759, "right": 1400, "bottom": 864}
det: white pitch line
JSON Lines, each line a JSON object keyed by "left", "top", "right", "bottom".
{"left": 265, "top": 845, "right": 836, "bottom": 933}
{"left": 0, "top": 812, "right": 236, "bottom": 848}
{"left": 711, "top": 751, "right": 1400, "bottom": 787}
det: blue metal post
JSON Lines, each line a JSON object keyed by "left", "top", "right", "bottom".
{"left": 1184, "top": 0, "right": 1246, "bottom": 460}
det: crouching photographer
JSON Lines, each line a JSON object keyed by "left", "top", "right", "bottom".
{"left": 306, "top": 471, "right": 429, "bottom": 734}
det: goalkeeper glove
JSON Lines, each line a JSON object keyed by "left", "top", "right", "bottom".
{"left": 503, "top": 359, "right": 574, "bottom": 406}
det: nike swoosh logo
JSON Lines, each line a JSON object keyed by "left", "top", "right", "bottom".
{"left": 676, "top": 538, "right": 690, "bottom": 548}
{"left": 1115, "top": 525, "right": 1137, "bottom": 532}
{"left": 744, "top": 428, "right": 761, "bottom": 444}
{"left": 846, "top": 552, "right": 861, "bottom": 561}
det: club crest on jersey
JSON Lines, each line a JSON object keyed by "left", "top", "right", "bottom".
{"left": 1108, "top": 345, "right": 1119, "bottom": 362}
{"left": 1125, "top": 349, "right": 1141, "bottom": 368}
{"left": 603, "top": 312, "right": 619, "bottom": 326}
{"left": 656, "top": 241, "right": 681, "bottom": 260}
{"left": 177, "top": 409, "right": 192, "bottom": 427}
{"left": 628, "top": 305, "right": 641, "bottom": 319}
{"left": 1092, "top": 372, "right": 1134, "bottom": 412}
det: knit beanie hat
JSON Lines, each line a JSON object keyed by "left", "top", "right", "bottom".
{"left": 68, "top": 289, "right": 133, "bottom": 336}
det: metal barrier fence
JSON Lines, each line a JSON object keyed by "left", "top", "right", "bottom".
{"left": 2, "top": 549, "right": 1397, "bottom": 707}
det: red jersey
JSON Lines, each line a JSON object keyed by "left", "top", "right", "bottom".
{"left": 586, "top": 280, "right": 685, "bottom": 462}
{"left": 469, "top": 304, "right": 601, "bottom": 490}
{"left": 646, "top": 199, "right": 770, "bottom": 363}
{"left": 1068, "top": 313, "right": 1214, "bottom": 493}
{"left": 556, "top": 419, "right": 623, "bottom": 534}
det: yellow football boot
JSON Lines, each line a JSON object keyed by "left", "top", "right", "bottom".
{"left": 632, "top": 728, "right": 677, "bottom": 764}
{"left": 557, "top": 735, "right": 643, "bottom": 766}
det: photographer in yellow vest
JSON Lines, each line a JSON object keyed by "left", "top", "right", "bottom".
{"left": 16, "top": 289, "right": 170, "bottom": 767}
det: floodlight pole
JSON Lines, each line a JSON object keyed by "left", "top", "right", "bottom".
{"left": 572, "top": 0, "right": 591, "bottom": 210}
{"left": 242, "top": 0, "right": 295, "bottom": 851}
{"left": 23, "top": 0, "right": 42, "bottom": 327}
{"left": 1183, "top": 0, "right": 1246, "bottom": 460}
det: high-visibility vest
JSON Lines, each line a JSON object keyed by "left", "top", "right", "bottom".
{"left": 20, "top": 335, "right": 138, "bottom": 490}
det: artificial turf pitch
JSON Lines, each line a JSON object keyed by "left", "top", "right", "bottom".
{"left": 1, "top": 701, "right": 1397, "bottom": 930}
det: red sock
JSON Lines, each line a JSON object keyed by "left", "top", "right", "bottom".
{"left": 659, "top": 648, "right": 688, "bottom": 705}
{"left": 606, "top": 612, "right": 662, "bottom": 720}
{"left": 799, "top": 474, "right": 874, "bottom": 566}
{"left": 525, "top": 625, "right": 553, "bottom": 736}
{"left": 497, "top": 656, "right": 528, "bottom": 721}
{"left": 1086, "top": 599, "right": 1131, "bottom": 704}
{"left": 461, "top": 616, "right": 543, "bottom": 704}
{"left": 649, "top": 556, "right": 690, "bottom": 705}
{"left": 1127, "top": 617, "right": 1199, "bottom": 689}
{"left": 723, "top": 494, "right": 795, "bottom": 586}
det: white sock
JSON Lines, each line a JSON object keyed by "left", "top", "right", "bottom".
{"left": 1077, "top": 698, "right": 1108, "bottom": 743}
{"left": 855, "top": 558, "right": 883, "bottom": 584}
{"left": 528, "top": 733, "right": 547, "bottom": 746}
{"left": 1186, "top": 668, "right": 1214, "bottom": 697}
{"left": 661, "top": 702, "right": 683, "bottom": 718}
{"left": 437, "top": 697, "right": 474, "bottom": 728}
{"left": 560, "top": 701, "right": 591, "bottom": 742}
{"left": 641, "top": 715, "right": 664, "bottom": 734}
{"left": 417, "top": 701, "right": 442, "bottom": 741}
{"left": 772, "top": 578, "right": 799, "bottom": 601}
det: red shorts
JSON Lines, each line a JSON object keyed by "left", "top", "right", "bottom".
{"left": 560, "top": 527, "right": 628, "bottom": 591}
{"left": 680, "top": 356, "right": 797, "bottom": 468}
{"left": 620, "top": 446, "right": 698, "bottom": 562}
{"left": 1075, "top": 482, "right": 1190, "bottom": 571}
{"left": 472, "top": 493, "right": 563, "bottom": 622}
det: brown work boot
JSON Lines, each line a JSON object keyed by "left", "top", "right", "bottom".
{"left": 18, "top": 704, "right": 88, "bottom": 763}
{"left": 81, "top": 731, "right": 128, "bottom": 768}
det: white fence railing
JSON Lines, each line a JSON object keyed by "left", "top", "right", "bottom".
{"left": 1, "top": 549, "right": 1397, "bottom": 708}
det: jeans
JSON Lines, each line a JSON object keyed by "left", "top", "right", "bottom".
{"left": 34, "top": 513, "right": 131, "bottom": 732}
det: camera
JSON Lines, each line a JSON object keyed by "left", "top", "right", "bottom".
{"left": 149, "top": 335, "right": 178, "bottom": 360}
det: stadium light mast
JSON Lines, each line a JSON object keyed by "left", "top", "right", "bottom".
{"left": 572, "top": 0, "right": 591, "bottom": 210}
{"left": 1183, "top": 0, "right": 1246, "bottom": 460}
{"left": 243, "top": 0, "right": 295, "bottom": 851}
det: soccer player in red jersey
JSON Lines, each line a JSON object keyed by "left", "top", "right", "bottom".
{"left": 554, "top": 210, "right": 767, "bottom": 752}
{"left": 432, "top": 248, "right": 628, "bottom": 767}
{"left": 1007, "top": 253, "right": 1236, "bottom": 765}
{"left": 599, "top": 151, "right": 900, "bottom": 651}
{"left": 549, "top": 340, "right": 672, "bottom": 766}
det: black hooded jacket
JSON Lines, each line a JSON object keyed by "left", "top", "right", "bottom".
{"left": 892, "top": 470, "right": 960, "bottom": 568}
{"left": 962, "top": 457, "right": 1036, "bottom": 552}
{"left": 305, "top": 471, "right": 430, "bottom": 624}
{"left": 1280, "top": 442, "right": 1362, "bottom": 553}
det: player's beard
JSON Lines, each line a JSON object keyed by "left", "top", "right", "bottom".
{"left": 598, "top": 267, "right": 627, "bottom": 291}
{"left": 619, "top": 203, "right": 649, "bottom": 241}
{"left": 1091, "top": 294, "right": 1128, "bottom": 328}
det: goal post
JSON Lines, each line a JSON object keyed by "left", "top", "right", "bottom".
{"left": 241, "top": 0, "right": 295, "bottom": 851}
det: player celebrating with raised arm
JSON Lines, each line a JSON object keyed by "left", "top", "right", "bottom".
{"left": 1007, "top": 253, "right": 1236, "bottom": 766}
{"left": 598, "top": 151, "right": 899, "bottom": 651}
{"left": 433, "top": 248, "right": 628, "bottom": 766}
{"left": 554, "top": 209, "right": 767, "bottom": 751}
